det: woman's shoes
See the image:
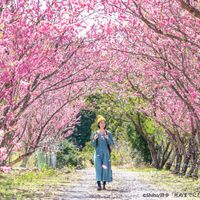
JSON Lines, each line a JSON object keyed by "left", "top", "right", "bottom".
{"left": 103, "top": 181, "right": 106, "bottom": 190}
{"left": 97, "top": 181, "right": 106, "bottom": 190}
{"left": 97, "top": 181, "right": 101, "bottom": 190}
{"left": 97, "top": 185, "right": 102, "bottom": 190}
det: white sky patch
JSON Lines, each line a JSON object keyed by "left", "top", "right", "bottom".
{"left": 12, "top": 0, "right": 123, "bottom": 39}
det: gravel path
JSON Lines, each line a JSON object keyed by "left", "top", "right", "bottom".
{"left": 53, "top": 168, "right": 178, "bottom": 200}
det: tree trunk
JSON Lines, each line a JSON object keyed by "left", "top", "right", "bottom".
{"left": 180, "top": 138, "right": 195, "bottom": 176}
{"left": 20, "top": 147, "right": 30, "bottom": 168}
{"left": 159, "top": 142, "right": 172, "bottom": 169}
{"left": 127, "top": 113, "right": 171, "bottom": 170}
{"left": 173, "top": 153, "right": 182, "bottom": 174}
{"left": 8, "top": 150, "right": 35, "bottom": 166}
{"left": 20, "top": 156, "right": 29, "bottom": 168}
{"left": 186, "top": 153, "right": 197, "bottom": 177}
{"left": 165, "top": 151, "right": 176, "bottom": 170}
{"left": 180, "top": 154, "right": 191, "bottom": 176}
{"left": 192, "top": 155, "right": 200, "bottom": 179}
{"left": 147, "top": 140, "right": 160, "bottom": 169}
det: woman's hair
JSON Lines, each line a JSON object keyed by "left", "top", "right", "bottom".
{"left": 98, "top": 121, "right": 107, "bottom": 129}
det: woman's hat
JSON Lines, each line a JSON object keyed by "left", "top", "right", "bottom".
{"left": 97, "top": 115, "right": 106, "bottom": 124}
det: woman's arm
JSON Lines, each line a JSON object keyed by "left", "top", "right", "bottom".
{"left": 91, "top": 132, "right": 98, "bottom": 147}
{"left": 106, "top": 131, "right": 114, "bottom": 146}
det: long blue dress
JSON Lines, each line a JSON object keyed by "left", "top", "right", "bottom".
{"left": 91, "top": 130, "right": 114, "bottom": 182}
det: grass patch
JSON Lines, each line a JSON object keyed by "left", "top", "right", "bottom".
{"left": 124, "top": 167, "right": 200, "bottom": 193}
{"left": 125, "top": 167, "right": 160, "bottom": 172}
{"left": 0, "top": 167, "right": 79, "bottom": 200}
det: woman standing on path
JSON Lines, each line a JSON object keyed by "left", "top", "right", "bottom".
{"left": 91, "top": 115, "right": 114, "bottom": 191}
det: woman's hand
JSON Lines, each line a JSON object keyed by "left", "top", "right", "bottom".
{"left": 105, "top": 132, "right": 108, "bottom": 139}
{"left": 94, "top": 133, "right": 98, "bottom": 140}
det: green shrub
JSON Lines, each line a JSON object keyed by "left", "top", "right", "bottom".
{"left": 81, "top": 141, "right": 94, "bottom": 166}
{"left": 57, "top": 140, "right": 84, "bottom": 169}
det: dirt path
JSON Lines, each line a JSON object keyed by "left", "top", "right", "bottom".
{"left": 52, "top": 168, "right": 176, "bottom": 200}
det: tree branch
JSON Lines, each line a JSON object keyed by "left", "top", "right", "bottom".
{"left": 176, "top": 0, "right": 200, "bottom": 19}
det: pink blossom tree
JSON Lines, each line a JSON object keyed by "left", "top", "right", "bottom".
{"left": 94, "top": 0, "right": 200, "bottom": 177}
{"left": 0, "top": 0, "right": 105, "bottom": 170}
